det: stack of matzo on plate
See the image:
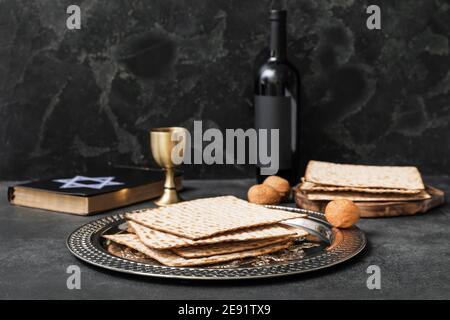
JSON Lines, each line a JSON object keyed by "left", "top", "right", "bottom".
{"left": 104, "top": 196, "right": 307, "bottom": 267}
{"left": 298, "top": 160, "right": 429, "bottom": 202}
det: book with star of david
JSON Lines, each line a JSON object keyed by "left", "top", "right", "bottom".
{"left": 7, "top": 167, "right": 182, "bottom": 215}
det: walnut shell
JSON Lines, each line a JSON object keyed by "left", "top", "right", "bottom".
{"left": 263, "top": 176, "right": 291, "bottom": 200}
{"left": 247, "top": 184, "right": 281, "bottom": 205}
{"left": 325, "top": 199, "right": 360, "bottom": 228}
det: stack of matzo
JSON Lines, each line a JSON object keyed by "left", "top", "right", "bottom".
{"left": 104, "top": 196, "right": 307, "bottom": 267}
{"left": 298, "top": 160, "right": 429, "bottom": 202}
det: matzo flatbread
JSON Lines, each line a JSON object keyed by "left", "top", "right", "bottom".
{"left": 305, "top": 161, "right": 425, "bottom": 190}
{"left": 299, "top": 180, "right": 421, "bottom": 194}
{"left": 172, "top": 237, "right": 294, "bottom": 258}
{"left": 304, "top": 190, "right": 431, "bottom": 202}
{"left": 103, "top": 233, "right": 291, "bottom": 267}
{"left": 129, "top": 221, "right": 302, "bottom": 249}
{"left": 126, "top": 196, "right": 302, "bottom": 240}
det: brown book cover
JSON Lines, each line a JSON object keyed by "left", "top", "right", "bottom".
{"left": 8, "top": 167, "right": 182, "bottom": 215}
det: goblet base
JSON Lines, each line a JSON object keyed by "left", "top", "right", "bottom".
{"left": 155, "top": 188, "right": 182, "bottom": 206}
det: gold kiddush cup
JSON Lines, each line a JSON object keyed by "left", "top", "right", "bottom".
{"left": 150, "top": 127, "right": 187, "bottom": 206}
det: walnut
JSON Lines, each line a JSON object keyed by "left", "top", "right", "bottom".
{"left": 247, "top": 184, "right": 281, "bottom": 205}
{"left": 263, "top": 176, "right": 291, "bottom": 201}
{"left": 325, "top": 199, "right": 360, "bottom": 228}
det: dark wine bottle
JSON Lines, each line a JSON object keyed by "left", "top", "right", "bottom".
{"left": 254, "top": 9, "right": 301, "bottom": 184}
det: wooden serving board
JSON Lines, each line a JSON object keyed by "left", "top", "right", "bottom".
{"left": 294, "top": 185, "right": 445, "bottom": 218}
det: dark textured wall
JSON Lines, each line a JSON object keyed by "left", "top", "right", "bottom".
{"left": 0, "top": 0, "right": 449, "bottom": 180}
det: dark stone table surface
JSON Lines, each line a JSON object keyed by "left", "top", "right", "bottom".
{"left": 1, "top": 176, "right": 449, "bottom": 300}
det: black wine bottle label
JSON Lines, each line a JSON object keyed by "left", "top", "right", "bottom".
{"left": 254, "top": 95, "right": 292, "bottom": 170}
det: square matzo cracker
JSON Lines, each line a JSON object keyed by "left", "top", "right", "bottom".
{"left": 299, "top": 180, "right": 421, "bottom": 194}
{"left": 305, "top": 160, "right": 425, "bottom": 190}
{"left": 126, "top": 196, "right": 302, "bottom": 240}
{"left": 128, "top": 220, "right": 302, "bottom": 249}
{"left": 172, "top": 237, "right": 294, "bottom": 258}
{"left": 304, "top": 190, "right": 431, "bottom": 202}
{"left": 103, "top": 233, "right": 291, "bottom": 267}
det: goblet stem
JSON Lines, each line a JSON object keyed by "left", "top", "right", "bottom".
{"left": 164, "top": 168, "right": 176, "bottom": 189}
{"left": 155, "top": 168, "right": 181, "bottom": 206}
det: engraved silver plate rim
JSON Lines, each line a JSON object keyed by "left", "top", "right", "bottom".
{"left": 66, "top": 206, "right": 366, "bottom": 280}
